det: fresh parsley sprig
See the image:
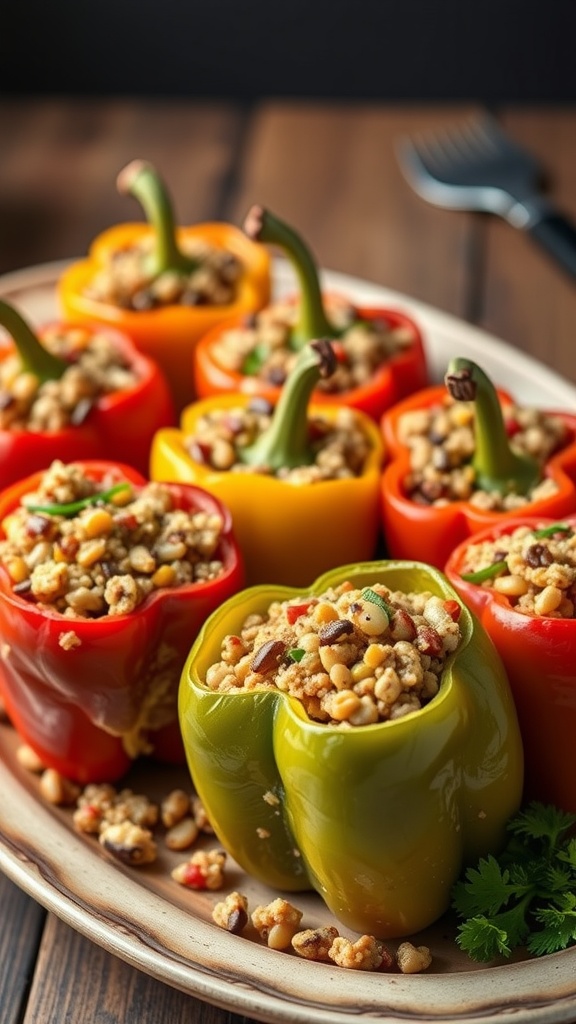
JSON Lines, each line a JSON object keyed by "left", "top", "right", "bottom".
{"left": 452, "top": 802, "right": 576, "bottom": 962}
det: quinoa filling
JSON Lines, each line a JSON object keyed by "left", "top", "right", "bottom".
{"left": 0, "top": 460, "right": 226, "bottom": 618}
{"left": 210, "top": 296, "right": 415, "bottom": 392}
{"left": 204, "top": 581, "right": 462, "bottom": 726}
{"left": 185, "top": 399, "right": 372, "bottom": 481}
{"left": 460, "top": 522, "right": 576, "bottom": 618}
{"left": 397, "top": 396, "right": 569, "bottom": 510}
{"left": 83, "top": 236, "right": 242, "bottom": 311}
{"left": 0, "top": 326, "right": 139, "bottom": 431}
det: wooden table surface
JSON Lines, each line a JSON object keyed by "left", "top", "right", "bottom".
{"left": 0, "top": 97, "right": 575, "bottom": 1024}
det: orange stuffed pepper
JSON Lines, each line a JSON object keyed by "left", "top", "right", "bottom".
{"left": 59, "top": 160, "right": 271, "bottom": 413}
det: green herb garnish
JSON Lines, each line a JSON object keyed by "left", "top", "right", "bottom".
{"left": 287, "top": 648, "right": 306, "bottom": 663}
{"left": 532, "top": 523, "right": 573, "bottom": 539}
{"left": 461, "top": 560, "right": 508, "bottom": 584}
{"left": 242, "top": 342, "right": 269, "bottom": 376}
{"left": 452, "top": 802, "right": 576, "bottom": 961}
{"left": 361, "top": 587, "right": 394, "bottom": 619}
{"left": 24, "top": 482, "right": 131, "bottom": 518}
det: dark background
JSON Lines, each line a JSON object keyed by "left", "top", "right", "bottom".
{"left": 1, "top": 0, "right": 576, "bottom": 102}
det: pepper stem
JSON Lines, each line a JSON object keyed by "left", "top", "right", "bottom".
{"left": 117, "top": 160, "right": 198, "bottom": 278}
{"left": 0, "top": 299, "right": 67, "bottom": 383}
{"left": 240, "top": 339, "right": 337, "bottom": 470}
{"left": 243, "top": 205, "right": 334, "bottom": 347}
{"left": 445, "top": 357, "right": 540, "bottom": 496}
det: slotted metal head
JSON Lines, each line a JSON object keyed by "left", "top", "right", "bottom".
{"left": 396, "top": 115, "right": 543, "bottom": 220}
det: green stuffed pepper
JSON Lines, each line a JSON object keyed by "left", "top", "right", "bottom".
{"left": 179, "top": 560, "right": 523, "bottom": 939}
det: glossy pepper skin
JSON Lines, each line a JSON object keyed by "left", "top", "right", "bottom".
{"left": 0, "top": 461, "right": 244, "bottom": 784}
{"left": 445, "top": 516, "right": 576, "bottom": 814}
{"left": 151, "top": 342, "right": 384, "bottom": 587}
{"left": 380, "top": 365, "right": 576, "bottom": 569}
{"left": 58, "top": 162, "right": 271, "bottom": 414}
{"left": 193, "top": 205, "right": 428, "bottom": 421}
{"left": 0, "top": 300, "right": 175, "bottom": 484}
{"left": 179, "top": 560, "right": 523, "bottom": 939}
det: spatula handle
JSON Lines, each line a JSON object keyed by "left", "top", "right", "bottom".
{"left": 527, "top": 212, "right": 576, "bottom": 279}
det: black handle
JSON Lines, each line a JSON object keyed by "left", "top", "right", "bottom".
{"left": 526, "top": 212, "right": 576, "bottom": 279}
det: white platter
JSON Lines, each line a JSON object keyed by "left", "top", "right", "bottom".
{"left": 1, "top": 260, "right": 576, "bottom": 1024}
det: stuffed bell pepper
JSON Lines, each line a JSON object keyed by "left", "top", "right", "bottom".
{"left": 380, "top": 357, "right": 576, "bottom": 568}
{"left": 151, "top": 339, "right": 384, "bottom": 587}
{"left": 193, "top": 205, "right": 428, "bottom": 421}
{"left": 0, "top": 298, "right": 174, "bottom": 483}
{"left": 58, "top": 160, "right": 271, "bottom": 413}
{"left": 446, "top": 516, "right": 576, "bottom": 813}
{"left": 0, "top": 458, "right": 243, "bottom": 783}
{"left": 179, "top": 559, "right": 523, "bottom": 939}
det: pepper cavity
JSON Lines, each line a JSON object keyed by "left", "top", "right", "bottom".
{"left": 203, "top": 580, "right": 462, "bottom": 727}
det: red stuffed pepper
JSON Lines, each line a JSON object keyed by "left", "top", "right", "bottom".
{"left": 0, "top": 298, "right": 175, "bottom": 484}
{"left": 0, "top": 459, "right": 243, "bottom": 783}
{"left": 193, "top": 205, "right": 428, "bottom": 421}
{"left": 445, "top": 516, "right": 576, "bottom": 813}
{"left": 380, "top": 357, "right": 576, "bottom": 568}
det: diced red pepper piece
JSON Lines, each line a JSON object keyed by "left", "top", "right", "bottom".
{"left": 443, "top": 600, "right": 462, "bottom": 621}
{"left": 286, "top": 601, "right": 314, "bottom": 624}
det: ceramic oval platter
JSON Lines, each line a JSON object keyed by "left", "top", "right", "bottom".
{"left": 1, "top": 258, "right": 576, "bottom": 1024}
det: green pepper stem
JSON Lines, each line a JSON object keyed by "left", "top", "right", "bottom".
{"left": 243, "top": 205, "right": 334, "bottom": 347}
{"left": 240, "top": 339, "right": 336, "bottom": 470}
{"left": 0, "top": 299, "right": 67, "bottom": 384}
{"left": 445, "top": 357, "right": 540, "bottom": 496}
{"left": 117, "top": 160, "right": 198, "bottom": 278}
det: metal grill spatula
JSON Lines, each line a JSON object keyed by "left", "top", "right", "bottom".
{"left": 396, "top": 115, "right": 576, "bottom": 279}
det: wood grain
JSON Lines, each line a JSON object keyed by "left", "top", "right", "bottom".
{"left": 0, "top": 874, "right": 45, "bottom": 1024}
{"left": 228, "top": 102, "right": 481, "bottom": 317}
{"left": 24, "top": 915, "right": 255, "bottom": 1024}
{"left": 0, "top": 99, "right": 246, "bottom": 273}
